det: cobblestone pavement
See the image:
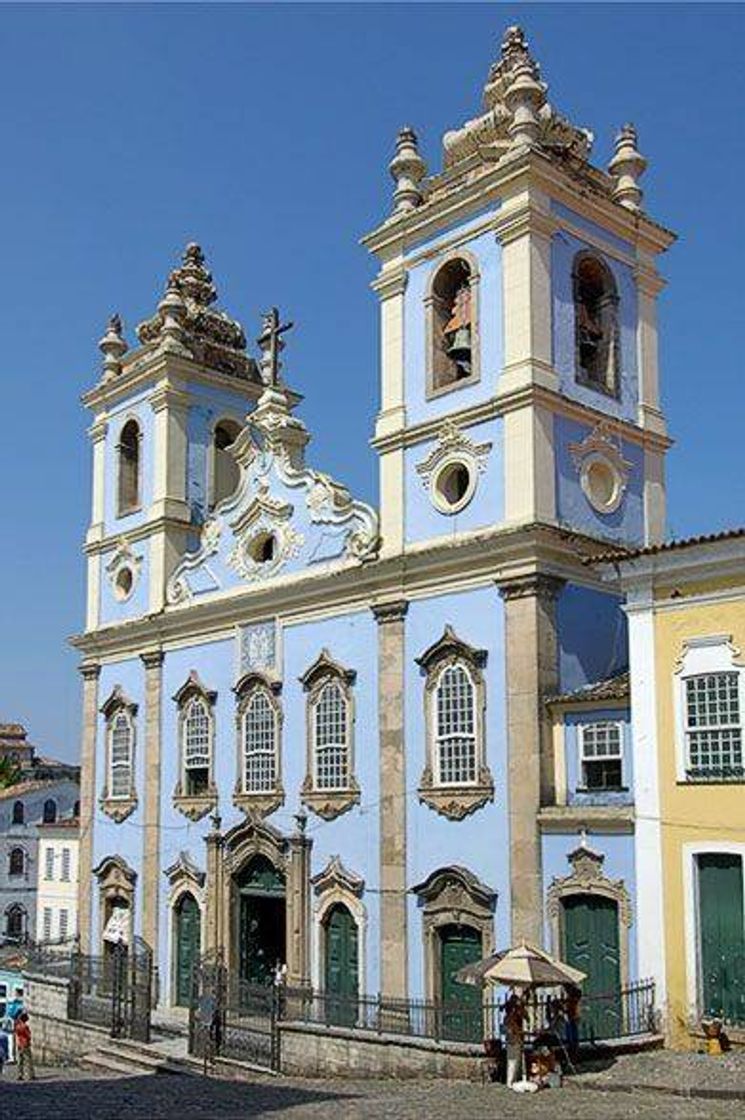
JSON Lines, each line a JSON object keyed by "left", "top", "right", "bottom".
{"left": 0, "top": 1066, "right": 743, "bottom": 1120}
{"left": 576, "top": 1048, "right": 745, "bottom": 1095}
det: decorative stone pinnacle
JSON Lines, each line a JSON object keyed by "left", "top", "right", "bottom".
{"left": 608, "top": 123, "right": 647, "bottom": 211}
{"left": 157, "top": 272, "right": 187, "bottom": 351}
{"left": 98, "top": 312, "right": 128, "bottom": 379}
{"left": 389, "top": 126, "right": 427, "bottom": 214}
{"left": 501, "top": 28, "right": 546, "bottom": 151}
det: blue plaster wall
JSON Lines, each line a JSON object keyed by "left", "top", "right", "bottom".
{"left": 186, "top": 385, "right": 253, "bottom": 525}
{"left": 98, "top": 539, "right": 151, "bottom": 626}
{"left": 404, "top": 417, "right": 503, "bottom": 545}
{"left": 555, "top": 415, "right": 644, "bottom": 545}
{"left": 556, "top": 584, "right": 627, "bottom": 694}
{"left": 551, "top": 226, "right": 638, "bottom": 424}
{"left": 103, "top": 390, "right": 155, "bottom": 536}
{"left": 563, "top": 708, "right": 633, "bottom": 807}
{"left": 405, "top": 586, "right": 508, "bottom": 998}
{"left": 404, "top": 223, "right": 503, "bottom": 427}
{"left": 541, "top": 831, "right": 638, "bottom": 981}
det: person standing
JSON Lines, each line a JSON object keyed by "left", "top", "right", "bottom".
{"left": 14, "top": 1012, "right": 35, "bottom": 1082}
{"left": 503, "top": 990, "right": 527, "bottom": 1087}
{"left": 564, "top": 984, "right": 582, "bottom": 1063}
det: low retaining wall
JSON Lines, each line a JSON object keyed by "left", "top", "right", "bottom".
{"left": 24, "top": 972, "right": 110, "bottom": 1065}
{"left": 279, "top": 1020, "right": 483, "bottom": 1080}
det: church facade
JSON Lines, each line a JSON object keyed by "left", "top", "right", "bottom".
{"left": 72, "top": 28, "right": 674, "bottom": 1013}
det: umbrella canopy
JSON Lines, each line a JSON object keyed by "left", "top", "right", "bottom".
{"left": 454, "top": 941, "right": 586, "bottom": 989}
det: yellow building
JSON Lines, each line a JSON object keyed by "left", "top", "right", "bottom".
{"left": 609, "top": 529, "right": 745, "bottom": 1046}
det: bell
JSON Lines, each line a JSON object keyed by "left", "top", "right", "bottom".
{"left": 446, "top": 326, "right": 472, "bottom": 370}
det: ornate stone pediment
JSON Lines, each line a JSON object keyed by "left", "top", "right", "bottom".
{"left": 299, "top": 649, "right": 357, "bottom": 692}
{"left": 416, "top": 625, "right": 487, "bottom": 674}
{"left": 164, "top": 851, "right": 205, "bottom": 892}
{"left": 104, "top": 538, "right": 143, "bottom": 603}
{"left": 93, "top": 854, "right": 137, "bottom": 893}
{"left": 415, "top": 420, "right": 491, "bottom": 491}
{"left": 312, "top": 856, "right": 365, "bottom": 898}
{"left": 100, "top": 685, "right": 137, "bottom": 721}
{"left": 569, "top": 421, "right": 633, "bottom": 516}
{"left": 413, "top": 865, "right": 496, "bottom": 914}
{"left": 172, "top": 670, "right": 217, "bottom": 707}
{"left": 546, "top": 841, "right": 632, "bottom": 929}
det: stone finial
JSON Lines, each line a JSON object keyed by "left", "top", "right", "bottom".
{"left": 608, "top": 124, "right": 647, "bottom": 211}
{"left": 157, "top": 272, "right": 188, "bottom": 353}
{"left": 389, "top": 126, "right": 427, "bottom": 214}
{"left": 98, "top": 313, "right": 128, "bottom": 379}
{"left": 501, "top": 26, "right": 546, "bottom": 150}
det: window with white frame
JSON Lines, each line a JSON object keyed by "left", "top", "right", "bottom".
{"left": 243, "top": 688, "right": 277, "bottom": 793}
{"left": 685, "top": 672, "right": 743, "bottom": 776}
{"left": 61, "top": 847, "right": 71, "bottom": 882}
{"left": 44, "top": 846, "right": 54, "bottom": 881}
{"left": 182, "top": 696, "right": 211, "bottom": 796}
{"left": 313, "top": 681, "right": 349, "bottom": 791}
{"left": 42, "top": 906, "right": 52, "bottom": 942}
{"left": 579, "top": 721, "right": 624, "bottom": 789}
{"left": 59, "top": 908, "right": 69, "bottom": 941}
{"left": 110, "top": 711, "right": 134, "bottom": 798}
{"left": 435, "top": 664, "right": 477, "bottom": 785}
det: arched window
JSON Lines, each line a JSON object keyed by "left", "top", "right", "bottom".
{"left": 300, "top": 651, "right": 359, "bottom": 820}
{"left": 8, "top": 848, "right": 24, "bottom": 877}
{"left": 210, "top": 419, "right": 242, "bottom": 508}
{"left": 11, "top": 800, "right": 24, "bottom": 825}
{"left": 117, "top": 418, "right": 141, "bottom": 515}
{"left": 243, "top": 689, "right": 278, "bottom": 793}
{"left": 110, "top": 712, "right": 134, "bottom": 799}
{"left": 427, "top": 256, "right": 479, "bottom": 396}
{"left": 417, "top": 626, "right": 493, "bottom": 820}
{"left": 182, "top": 697, "right": 211, "bottom": 796}
{"left": 573, "top": 252, "right": 619, "bottom": 395}
{"left": 5, "top": 903, "right": 26, "bottom": 942}
{"left": 314, "top": 683, "right": 349, "bottom": 791}
{"left": 43, "top": 798, "right": 57, "bottom": 824}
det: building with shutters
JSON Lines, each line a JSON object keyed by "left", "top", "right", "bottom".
{"left": 70, "top": 26, "right": 676, "bottom": 1020}
{"left": 35, "top": 817, "right": 80, "bottom": 947}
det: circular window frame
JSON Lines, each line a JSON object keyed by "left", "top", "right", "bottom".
{"left": 579, "top": 452, "right": 625, "bottom": 515}
{"left": 430, "top": 456, "right": 477, "bottom": 516}
{"left": 114, "top": 566, "right": 135, "bottom": 602}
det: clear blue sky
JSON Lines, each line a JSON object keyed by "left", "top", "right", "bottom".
{"left": 1, "top": 3, "right": 743, "bottom": 762}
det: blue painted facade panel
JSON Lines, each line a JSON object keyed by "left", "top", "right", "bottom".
{"left": 563, "top": 708, "right": 633, "bottom": 807}
{"left": 186, "top": 385, "right": 253, "bottom": 525}
{"left": 98, "top": 539, "right": 151, "bottom": 626}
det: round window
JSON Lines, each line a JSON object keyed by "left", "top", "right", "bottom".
{"left": 580, "top": 454, "right": 623, "bottom": 514}
{"left": 114, "top": 567, "right": 134, "bottom": 601}
{"left": 432, "top": 459, "right": 475, "bottom": 514}
{"left": 248, "top": 531, "right": 277, "bottom": 564}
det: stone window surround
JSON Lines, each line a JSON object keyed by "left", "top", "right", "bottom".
{"left": 99, "top": 685, "right": 138, "bottom": 823}
{"left": 546, "top": 843, "right": 632, "bottom": 988}
{"left": 4, "top": 902, "right": 28, "bottom": 940}
{"left": 673, "top": 635, "right": 745, "bottom": 783}
{"left": 93, "top": 853, "right": 137, "bottom": 952}
{"left": 572, "top": 248, "right": 621, "bottom": 400}
{"left": 164, "top": 851, "right": 206, "bottom": 1008}
{"left": 416, "top": 625, "right": 494, "bottom": 820}
{"left": 424, "top": 248, "right": 482, "bottom": 401}
{"left": 412, "top": 865, "right": 496, "bottom": 1006}
{"left": 233, "top": 671, "right": 285, "bottom": 819}
{"left": 311, "top": 855, "right": 366, "bottom": 993}
{"left": 300, "top": 650, "right": 360, "bottom": 821}
{"left": 172, "top": 671, "right": 218, "bottom": 822}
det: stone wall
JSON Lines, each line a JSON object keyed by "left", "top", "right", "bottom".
{"left": 24, "top": 971, "right": 109, "bottom": 1064}
{"left": 279, "top": 1021, "right": 483, "bottom": 1080}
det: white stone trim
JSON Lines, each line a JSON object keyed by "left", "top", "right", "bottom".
{"left": 165, "top": 876, "right": 206, "bottom": 1011}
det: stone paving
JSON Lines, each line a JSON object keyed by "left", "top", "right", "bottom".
{"left": 0, "top": 1065, "right": 744, "bottom": 1120}
{"left": 576, "top": 1047, "right": 745, "bottom": 1097}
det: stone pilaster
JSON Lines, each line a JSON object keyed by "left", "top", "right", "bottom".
{"left": 77, "top": 662, "right": 100, "bottom": 954}
{"left": 497, "top": 574, "right": 563, "bottom": 944}
{"left": 140, "top": 650, "right": 164, "bottom": 958}
{"left": 204, "top": 812, "right": 224, "bottom": 955}
{"left": 286, "top": 813, "right": 313, "bottom": 987}
{"left": 372, "top": 599, "right": 409, "bottom": 998}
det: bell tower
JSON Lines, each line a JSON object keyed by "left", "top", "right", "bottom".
{"left": 363, "top": 26, "right": 674, "bottom": 559}
{"left": 82, "top": 244, "right": 264, "bottom": 631}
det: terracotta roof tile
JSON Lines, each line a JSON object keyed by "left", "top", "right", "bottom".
{"left": 585, "top": 527, "right": 745, "bottom": 566}
{"left": 548, "top": 670, "right": 630, "bottom": 706}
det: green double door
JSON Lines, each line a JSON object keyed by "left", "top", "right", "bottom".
{"left": 237, "top": 856, "right": 287, "bottom": 988}
{"left": 439, "top": 924, "right": 482, "bottom": 1042}
{"left": 175, "top": 892, "right": 201, "bottom": 1006}
{"left": 324, "top": 903, "right": 359, "bottom": 1026}
{"left": 698, "top": 854, "right": 745, "bottom": 1023}
{"left": 562, "top": 895, "right": 621, "bottom": 1040}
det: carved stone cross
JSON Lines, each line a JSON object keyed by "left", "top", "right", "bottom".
{"left": 257, "top": 307, "right": 293, "bottom": 387}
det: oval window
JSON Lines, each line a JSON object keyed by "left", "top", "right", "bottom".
{"left": 114, "top": 567, "right": 134, "bottom": 601}
{"left": 432, "top": 460, "right": 474, "bottom": 514}
{"left": 580, "top": 455, "right": 623, "bottom": 514}
{"left": 248, "top": 531, "right": 277, "bottom": 564}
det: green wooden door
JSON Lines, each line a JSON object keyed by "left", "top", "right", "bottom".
{"left": 236, "top": 856, "right": 286, "bottom": 988}
{"left": 562, "top": 895, "right": 621, "bottom": 1039}
{"left": 439, "top": 924, "right": 482, "bottom": 1042}
{"left": 698, "top": 854, "right": 745, "bottom": 1023}
{"left": 324, "top": 904, "right": 359, "bottom": 1026}
{"left": 175, "top": 892, "right": 201, "bottom": 1007}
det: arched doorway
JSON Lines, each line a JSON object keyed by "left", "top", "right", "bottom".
{"left": 438, "top": 923, "right": 482, "bottom": 1042}
{"left": 561, "top": 894, "right": 621, "bottom": 1038}
{"left": 174, "top": 893, "right": 201, "bottom": 1007}
{"left": 323, "top": 903, "right": 358, "bottom": 1026}
{"left": 235, "top": 855, "right": 286, "bottom": 987}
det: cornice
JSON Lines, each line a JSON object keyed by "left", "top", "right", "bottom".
{"left": 537, "top": 804, "right": 635, "bottom": 834}
{"left": 84, "top": 514, "right": 194, "bottom": 556}
{"left": 370, "top": 268, "right": 408, "bottom": 300}
{"left": 371, "top": 599, "right": 409, "bottom": 624}
{"left": 82, "top": 351, "right": 262, "bottom": 413}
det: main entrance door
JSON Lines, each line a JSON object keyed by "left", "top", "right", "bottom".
{"left": 438, "top": 924, "right": 482, "bottom": 1042}
{"left": 174, "top": 892, "right": 201, "bottom": 1006}
{"left": 698, "top": 853, "right": 745, "bottom": 1023}
{"left": 562, "top": 894, "right": 621, "bottom": 1039}
{"left": 235, "top": 855, "right": 286, "bottom": 987}
{"left": 324, "top": 903, "right": 358, "bottom": 1026}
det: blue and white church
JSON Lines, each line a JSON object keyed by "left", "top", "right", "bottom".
{"left": 72, "top": 27, "right": 675, "bottom": 1016}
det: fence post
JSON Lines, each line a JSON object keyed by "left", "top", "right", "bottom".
{"left": 376, "top": 992, "right": 382, "bottom": 1034}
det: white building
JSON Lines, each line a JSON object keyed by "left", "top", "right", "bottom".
{"left": 35, "top": 818, "right": 79, "bottom": 945}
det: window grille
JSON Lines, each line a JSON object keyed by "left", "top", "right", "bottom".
{"left": 61, "top": 847, "right": 71, "bottom": 882}
{"left": 44, "top": 846, "right": 54, "bottom": 881}
{"left": 579, "top": 722, "right": 623, "bottom": 789}
{"left": 243, "top": 690, "right": 277, "bottom": 793}
{"left": 110, "top": 712, "right": 133, "bottom": 798}
{"left": 314, "top": 682, "right": 348, "bottom": 790}
{"left": 59, "top": 908, "right": 69, "bottom": 941}
{"left": 183, "top": 697, "right": 211, "bottom": 794}
{"left": 435, "top": 664, "right": 477, "bottom": 786}
{"left": 42, "top": 907, "right": 52, "bottom": 942}
{"left": 685, "top": 672, "right": 743, "bottom": 776}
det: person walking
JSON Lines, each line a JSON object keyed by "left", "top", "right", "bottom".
{"left": 14, "top": 1012, "right": 35, "bottom": 1081}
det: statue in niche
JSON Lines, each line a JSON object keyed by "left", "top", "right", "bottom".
{"left": 443, "top": 282, "right": 472, "bottom": 377}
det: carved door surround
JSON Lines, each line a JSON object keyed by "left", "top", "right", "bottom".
{"left": 93, "top": 854, "right": 137, "bottom": 950}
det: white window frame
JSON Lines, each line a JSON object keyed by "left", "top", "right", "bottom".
{"left": 674, "top": 636, "right": 745, "bottom": 782}
{"left": 242, "top": 687, "right": 279, "bottom": 794}
{"left": 181, "top": 696, "right": 212, "bottom": 792}
{"left": 61, "top": 847, "right": 71, "bottom": 882}
{"left": 432, "top": 662, "right": 478, "bottom": 788}
{"left": 312, "top": 681, "right": 350, "bottom": 792}
{"left": 109, "top": 710, "right": 135, "bottom": 800}
{"left": 578, "top": 720, "right": 625, "bottom": 790}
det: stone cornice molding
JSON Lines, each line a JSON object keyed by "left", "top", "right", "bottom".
{"left": 79, "top": 662, "right": 101, "bottom": 681}
{"left": 88, "top": 418, "right": 109, "bottom": 444}
{"left": 494, "top": 204, "right": 558, "bottom": 246}
{"left": 140, "top": 649, "right": 165, "bottom": 670}
{"left": 371, "top": 599, "right": 409, "bottom": 625}
{"left": 149, "top": 383, "right": 192, "bottom": 415}
{"left": 370, "top": 268, "right": 408, "bottom": 300}
{"left": 82, "top": 353, "right": 263, "bottom": 414}
{"left": 497, "top": 572, "right": 566, "bottom": 603}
